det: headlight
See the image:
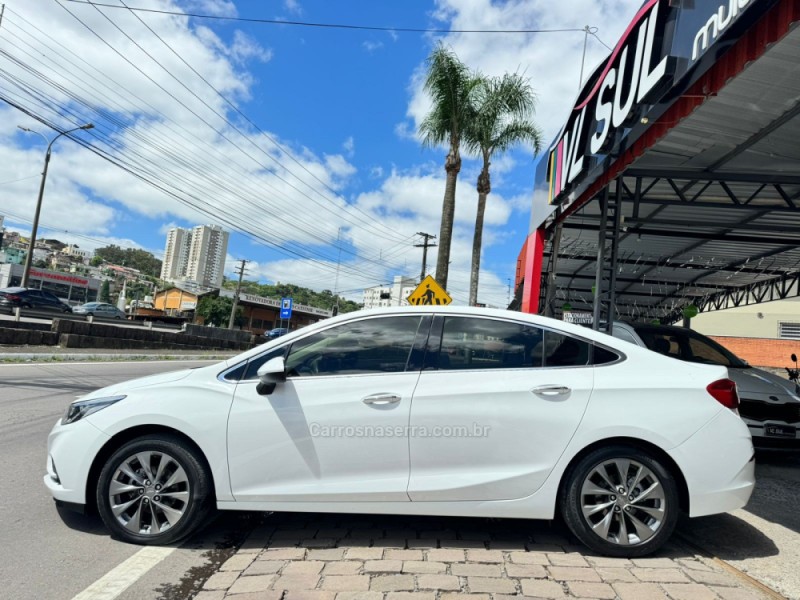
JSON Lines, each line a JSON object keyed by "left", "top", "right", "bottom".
{"left": 62, "top": 395, "right": 126, "bottom": 425}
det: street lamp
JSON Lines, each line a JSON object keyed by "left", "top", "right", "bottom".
{"left": 18, "top": 123, "right": 94, "bottom": 288}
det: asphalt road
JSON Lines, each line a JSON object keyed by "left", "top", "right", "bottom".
{"left": 2, "top": 360, "right": 798, "bottom": 599}
{"left": 0, "top": 360, "right": 258, "bottom": 600}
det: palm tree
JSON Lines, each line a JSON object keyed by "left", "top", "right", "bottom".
{"left": 419, "top": 43, "right": 477, "bottom": 290}
{"left": 464, "top": 73, "right": 542, "bottom": 306}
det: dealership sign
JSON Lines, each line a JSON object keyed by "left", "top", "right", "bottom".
{"left": 29, "top": 269, "right": 89, "bottom": 287}
{"left": 535, "top": 0, "right": 769, "bottom": 223}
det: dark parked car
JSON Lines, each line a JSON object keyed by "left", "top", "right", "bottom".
{"left": 612, "top": 322, "right": 800, "bottom": 448}
{"left": 263, "top": 327, "right": 289, "bottom": 340}
{"left": 0, "top": 287, "right": 72, "bottom": 314}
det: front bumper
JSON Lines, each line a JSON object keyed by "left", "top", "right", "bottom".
{"left": 44, "top": 417, "right": 111, "bottom": 505}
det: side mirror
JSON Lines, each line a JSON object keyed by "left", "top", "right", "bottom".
{"left": 256, "top": 356, "right": 286, "bottom": 396}
{"left": 792, "top": 353, "right": 797, "bottom": 363}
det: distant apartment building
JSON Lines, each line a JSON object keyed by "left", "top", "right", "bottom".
{"left": 61, "top": 244, "right": 93, "bottom": 264}
{"left": 363, "top": 275, "right": 417, "bottom": 309}
{"left": 160, "top": 227, "right": 190, "bottom": 281}
{"left": 160, "top": 224, "right": 229, "bottom": 289}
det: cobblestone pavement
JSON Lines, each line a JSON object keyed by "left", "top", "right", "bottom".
{"left": 194, "top": 513, "right": 770, "bottom": 600}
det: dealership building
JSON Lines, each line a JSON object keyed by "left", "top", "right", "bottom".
{"left": 0, "top": 263, "right": 101, "bottom": 304}
{"left": 516, "top": 0, "right": 800, "bottom": 330}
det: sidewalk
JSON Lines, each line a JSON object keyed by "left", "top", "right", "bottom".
{"left": 0, "top": 345, "right": 238, "bottom": 362}
{"left": 195, "top": 513, "right": 772, "bottom": 600}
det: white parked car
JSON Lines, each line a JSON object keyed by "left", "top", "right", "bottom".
{"left": 45, "top": 307, "right": 754, "bottom": 556}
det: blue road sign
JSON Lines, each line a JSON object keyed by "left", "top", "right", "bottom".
{"left": 280, "top": 297, "right": 293, "bottom": 320}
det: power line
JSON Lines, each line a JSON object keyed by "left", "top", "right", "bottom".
{"left": 1, "top": 208, "right": 166, "bottom": 258}
{"left": 62, "top": 1, "right": 587, "bottom": 34}
{"left": 78, "top": 0, "right": 409, "bottom": 245}
{"left": 0, "top": 11, "right": 415, "bottom": 282}
{"left": 114, "top": 0, "right": 408, "bottom": 244}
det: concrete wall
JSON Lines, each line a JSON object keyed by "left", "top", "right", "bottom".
{"left": 692, "top": 298, "right": 800, "bottom": 339}
{"left": 0, "top": 318, "right": 256, "bottom": 351}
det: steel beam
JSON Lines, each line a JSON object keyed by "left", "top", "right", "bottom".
{"left": 624, "top": 169, "right": 800, "bottom": 186}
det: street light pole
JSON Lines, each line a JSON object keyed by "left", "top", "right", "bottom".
{"left": 18, "top": 123, "right": 94, "bottom": 288}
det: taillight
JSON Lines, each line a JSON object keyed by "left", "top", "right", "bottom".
{"left": 4, "top": 294, "right": 21, "bottom": 302}
{"left": 707, "top": 379, "right": 740, "bottom": 411}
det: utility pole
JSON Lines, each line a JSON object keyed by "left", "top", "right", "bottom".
{"left": 333, "top": 227, "right": 342, "bottom": 316}
{"left": 228, "top": 258, "right": 249, "bottom": 329}
{"left": 18, "top": 123, "right": 94, "bottom": 287}
{"left": 414, "top": 232, "right": 437, "bottom": 282}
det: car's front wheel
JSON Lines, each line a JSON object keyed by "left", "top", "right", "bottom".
{"left": 96, "top": 435, "right": 211, "bottom": 545}
{"left": 560, "top": 445, "right": 679, "bottom": 557}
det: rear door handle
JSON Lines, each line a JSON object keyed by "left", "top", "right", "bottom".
{"left": 532, "top": 385, "right": 571, "bottom": 397}
{"left": 362, "top": 393, "right": 402, "bottom": 406}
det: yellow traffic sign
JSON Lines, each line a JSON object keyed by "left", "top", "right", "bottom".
{"left": 407, "top": 275, "right": 452, "bottom": 306}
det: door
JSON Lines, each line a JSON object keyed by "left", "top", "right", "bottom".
{"left": 408, "top": 315, "right": 595, "bottom": 502}
{"left": 228, "top": 314, "right": 430, "bottom": 503}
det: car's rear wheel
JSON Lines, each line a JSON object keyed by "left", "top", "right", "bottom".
{"left": 96, "top": 435, "right": 211, "bottom": 545}
{"left": 560, "top": 445, "right": 679, "bottom": 557}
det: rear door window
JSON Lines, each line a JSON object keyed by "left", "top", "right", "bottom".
{"left": 437, "top": 317, "right": 545, "bottom": 370}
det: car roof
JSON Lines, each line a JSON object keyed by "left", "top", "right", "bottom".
{"left": 0, "top": 287, "right": 26, "bottom": 293}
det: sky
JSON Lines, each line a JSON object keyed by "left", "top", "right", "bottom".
{"left": 0, "top": 0, "right": 643, "bottom": 306}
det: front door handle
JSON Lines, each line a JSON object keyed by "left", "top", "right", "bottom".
{"left": 532, "top": 385, "right": 571, "bottom": 397}
{"left": 362, "top": 393, "right": 402, "bottom": 406}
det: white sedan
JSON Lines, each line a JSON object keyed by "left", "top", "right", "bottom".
{"left": 45, "top": 306, "right": 754, "bottom": 557}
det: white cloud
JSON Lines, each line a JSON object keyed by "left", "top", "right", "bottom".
{"left": 362, "top": 40, "right": 384, "bottom": 53}
{"left": 409, "top": 0, "right": 642, "bottom": 144}
{"left": 229, "top": 30, "right": 273, "bottom": 64}
{"left": 342, "top": 136, "right": 355, "bottom": 158}
{"left": 0, "top": 0, "right": 642, "bottom": 310}
{"left": 284, "top": 0, "right": 303, "bottom": 15}
{"left": 181, "top": 1, "right": 238, "bottom": 18}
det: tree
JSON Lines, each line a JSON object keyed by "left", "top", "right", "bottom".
{"left": 94, "top": 245, "right": 163, "bottom": 278}
{"left": 463, "top": 73, "right": 542, "bottom": 306}
{"left": 99, "top": 280, "right": 111, "bottom": 303}
{"left": 419, "top": 43, "right": 477, "bottom": 290}
{"left": 196, "top": 295, "right": 240, "bottom": 327}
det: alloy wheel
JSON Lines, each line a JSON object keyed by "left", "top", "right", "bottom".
{"left": 580, "top": 458, "right": 666, "bottom": 546}
{"left": 108, "top": 451, "right": 190, "bottom": 536}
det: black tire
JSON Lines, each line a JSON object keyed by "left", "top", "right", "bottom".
{"left": 560, "top": 445, "right": 679, "bottom": 557}
{"left": 96, "top": 435, "right": 212, "bottom": 545}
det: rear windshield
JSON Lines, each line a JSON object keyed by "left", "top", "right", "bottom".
{"left": 633, "top": 325, "right": 748, "bottom": 368}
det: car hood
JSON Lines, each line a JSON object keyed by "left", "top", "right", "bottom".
{"left": 728, "top": 367, "right": 800, "bottom": 401}
{"left": 82, "top": 368, "right": 194, "bottom": 399}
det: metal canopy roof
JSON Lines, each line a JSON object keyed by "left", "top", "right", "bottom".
{"left": 546, "top": 18, "right": 800, "bottom": 324}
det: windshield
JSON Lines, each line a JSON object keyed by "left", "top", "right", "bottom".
{"left": 633, "top": 326, "right": 749, "bottom": 368}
